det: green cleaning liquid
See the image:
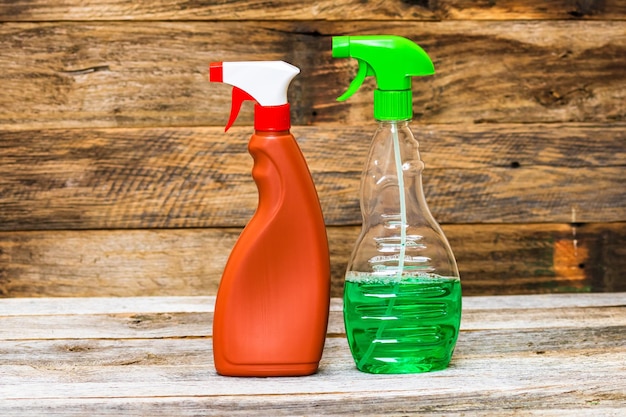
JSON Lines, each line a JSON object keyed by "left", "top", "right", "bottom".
{"left": 343, "top": 273, "right": 461, "bottom": 374}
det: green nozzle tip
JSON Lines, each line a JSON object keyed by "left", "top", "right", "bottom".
{"left": 332, "top": 36, "right": 350, "bottom": 58}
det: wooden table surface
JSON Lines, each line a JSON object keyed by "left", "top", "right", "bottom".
{"left": 1, "top": 293, "right": 625, "bottom": 416}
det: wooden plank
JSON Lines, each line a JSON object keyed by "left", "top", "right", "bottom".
{"left": 1, "top": 396, "right": 625, "bottom": 417}
{"left": 2, "top": 352, "right": 624, "bottom": 399}
{"left": 0, "top": 21, "right": 624, "bottom": 129}
{"left": 0, "top": 229, "right": 232, "bottom": 297}
{"left": 2, "top": 325, "right": 625, "bottom": 365}
{"left": 0, "top": 0, "right": 624, "bottom": 21}
{"left": 1, "top": 223, "right": 624, "bottom": 298}
{"left": 0, "top": 293, "right": 626, "bottom": 340}
{"left": 1, "top": 304, "right": 625, "bottom": 340}
{"left": 1, "top": 292, "right": 623, "bottom": 316}
{"left": 0, "top": 295, "right": 217, "bottom": 316}
{"left": 0, "top": 311, "right": 212, "bottom": 340}
{"left": 448, "top": 223, "right": 626, "bottom": 295}
{"left": 0, "top": 125, "right": 623, "bottom": 229}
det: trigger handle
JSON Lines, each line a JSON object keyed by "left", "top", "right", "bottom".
{"left": 226, "top": 87, "right": 256, "bottom": 132}
{"left": 337, "top": 61, "right": 372, "bottom": 102}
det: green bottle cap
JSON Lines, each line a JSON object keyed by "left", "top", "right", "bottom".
{"left": 332, "top": 35, "right": 435, "bottom": 121}
{"left": 374, "top": 90, "right": 412, "bottom": 121}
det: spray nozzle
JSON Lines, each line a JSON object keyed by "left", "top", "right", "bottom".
{"left": 209, "top": 61, "right": 300, "bottom": 131}
{"left": 332, "top": 35, "right": 435, "bottom": 120}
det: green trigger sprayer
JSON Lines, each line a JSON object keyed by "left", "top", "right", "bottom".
{"left": 332, "top": 35, "right": 462, "bottom": 374}
{"left": 333, "top": 35, "right": 435, "bottom": 120}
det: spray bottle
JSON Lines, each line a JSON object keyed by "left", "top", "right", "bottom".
{"left": 209, "top": 61, "right": 330, "bottom": 376}
{"left": 332, "top": 36, "right": 461, "bottom": 374}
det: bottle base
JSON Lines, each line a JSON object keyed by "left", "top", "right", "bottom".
{"left": 356, "top": 357, "right": 452, "bottom": 374}
{"left": 215, "top": 362, "right": 320, "bottom": 377}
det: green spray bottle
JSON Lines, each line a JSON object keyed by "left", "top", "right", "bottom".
{"left": 332, "top": 35, "right": 461, "bottom": 374}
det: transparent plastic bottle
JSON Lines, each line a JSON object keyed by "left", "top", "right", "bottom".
{"left": 332, "top": 35, "right": 462, "bottom": 374}
{"left": 343, "top": 119, "right": 462, "bottom": 374}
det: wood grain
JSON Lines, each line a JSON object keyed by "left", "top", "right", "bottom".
{"left": 0, "top": 294, "right": 624, "bottom": 415}
{"left": 1, "top": 21, "right": 624, "bottom": 129}
{"left": 0, "top": 125, "right": 623, "bottom": 230}
{"left": 1, "top": 223, "right": 623, "bottom": 298}
{"left": 0, "top": 0, "right": 624, "bottom": 21}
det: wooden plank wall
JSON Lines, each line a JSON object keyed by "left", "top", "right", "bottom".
{"left": 0, "top": 1, "right": 625, "bottom": 297}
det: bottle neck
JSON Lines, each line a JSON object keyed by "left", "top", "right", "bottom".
{"left": 254, "top": 103, "right": 291, "bottom": 131}
{"left": 376, "top": 119, "right": 411, "bottom": 127}
{"left": 370, "top": 119, "right": 422, "bottom": 168}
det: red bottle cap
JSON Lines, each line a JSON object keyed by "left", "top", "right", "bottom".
{"left": 255, "top": 104, "right": 290, "bottom": 132}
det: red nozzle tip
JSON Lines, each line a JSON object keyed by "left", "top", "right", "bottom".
{"left": 209, "top": 62, "right": 223, "bottom": 82}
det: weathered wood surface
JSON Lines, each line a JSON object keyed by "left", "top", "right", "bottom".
{"left": 1, "top": 223, "right": 624, "bottom": 298}
{"left": 1, "top": 1, "right": 624, "bottom": 299}
{"left": 1, "top": 21, "right": 624, "bottom": 129}
{"left": 0, "top": 125, "right": 623, "bottom": 229}
{"left": 1, "top": 0, "right": 625, "bottom": 21}
{"left": 0, "top": 294, "right": 624, "bottom": 415}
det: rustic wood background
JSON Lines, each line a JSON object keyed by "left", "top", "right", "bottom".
{"left": 0, "top": 1, "right": 624, "bottom": 297}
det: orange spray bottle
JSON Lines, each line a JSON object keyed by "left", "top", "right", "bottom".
{"left": 209, "top": 61, "right": 330, "bottom": 376}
